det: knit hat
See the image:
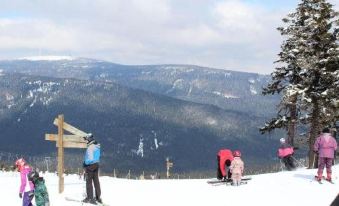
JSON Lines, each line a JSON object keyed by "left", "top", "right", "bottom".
{"left": 233, "top": 150, "right": 241, "bottom": 157}
{"left": 15, "top": 158, "right": 26, "bottom": 171}
{"left": 84, "top": 133, "right": 95, "bottom": 144}
{"left": 28, "top": 170, "right": 39, "bottom": 182}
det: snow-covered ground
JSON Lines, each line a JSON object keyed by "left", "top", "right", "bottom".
{"left": 1, "top": 164, "right": 338, "bottom": 206}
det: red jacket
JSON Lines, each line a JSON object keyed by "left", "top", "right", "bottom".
{"left": 218, "top": 149, "right": 234, "bottom": 177}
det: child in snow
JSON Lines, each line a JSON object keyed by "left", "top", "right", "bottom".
{"left": 277, "top": 138, "right": 296, "bottom": 171}
{"left": 28, "top": 170, "right": 50, "bottom": 206}
{"left": 15, "top": 158, "right": 34, "bottom": 206}
{"left": 314, "top": 128, "right": 338, "bottom": 182}
{"left": 230, "top": 150, "right": 244, "bottom": 186}
{"left": 217, "top": 149, "right": 234, "bottom": 181}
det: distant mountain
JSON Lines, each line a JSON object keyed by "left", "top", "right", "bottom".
{"left": 0, "top": 72, "right": 281, "bottom": 173}
{"left": 0, "top": 58, "right": 278, "bottom": 118}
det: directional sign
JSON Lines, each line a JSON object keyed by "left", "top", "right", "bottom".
{"left": 53, "top": 118, "right": 87, "bottom": 137}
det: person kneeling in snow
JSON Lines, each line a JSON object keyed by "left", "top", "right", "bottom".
{"left": 277, "top": 138, "right": 296, "bottom": 171}
{"left": 217, "top": 149, "right": 234, "bottom": 181}
{"left": 28, "top": 170, "right": 50, "bottom": 206}
{"left": 230, "top": 150, "right": 244, "bottom": 186}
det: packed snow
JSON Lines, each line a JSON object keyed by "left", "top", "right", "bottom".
{"left": 1, "top": 164, "right": 338, "bottom": 206}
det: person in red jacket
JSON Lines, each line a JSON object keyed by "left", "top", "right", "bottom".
{"left": 217, "top": 149, "right": 234, "bottom": 181}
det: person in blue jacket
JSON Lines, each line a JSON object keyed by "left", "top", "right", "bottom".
{"left": 83, "top": 133, "right": 102, "bottom": 204}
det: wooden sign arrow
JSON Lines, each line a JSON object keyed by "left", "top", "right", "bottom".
{"left": 53, "top": 118, "right": 88, "bottom": 137}
{"left": 45, "top": 134, "right": 86, "bottom": 143}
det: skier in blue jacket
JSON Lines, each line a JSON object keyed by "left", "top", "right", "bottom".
{"left": 83, "top": 133, "right": 102, "bottom": 204}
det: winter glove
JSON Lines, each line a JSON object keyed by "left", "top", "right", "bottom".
{"left": 28, "top": 191, "right": 34, "bottom": 198}
{"left": 313, "top": 150, "right": 319, "bottom": 155}
{"left": 19, "top": 193, "right": 22, "bottom": 198}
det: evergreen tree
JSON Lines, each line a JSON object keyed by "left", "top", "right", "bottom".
{"left": 262, "top": 0, "right": 339, "bottom": 168}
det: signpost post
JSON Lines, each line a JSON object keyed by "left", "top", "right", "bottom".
{"left": 166, "top": 157, "right": 174, "bottom": 179}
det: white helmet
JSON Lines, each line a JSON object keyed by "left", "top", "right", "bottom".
{"left": 279, "top": 138, "right": 286, "bottom": 143}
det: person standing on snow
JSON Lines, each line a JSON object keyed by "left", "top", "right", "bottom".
{"left": 277, "top": 138, "right": 296, "bottom": 171}
{"left": 217, "top": 149, "right": 234, "bottom": 181}
{"left": 314, "top": 128, "right": 338, "bottom": 182}
{"left": 28, "top": 170, "right": 50, "bottom": 206}
{"left": 15, "top": 158, "right": 34, "bottom": 206}
{"left": 230, "top": 150, "right": 244, "bottom": 186}
{"left": 83, "top": 133, "right": 102, "bottom": 204}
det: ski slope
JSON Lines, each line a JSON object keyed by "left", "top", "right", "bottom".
{"left": 1, "top": 164, "right": 338, "bottom": 206}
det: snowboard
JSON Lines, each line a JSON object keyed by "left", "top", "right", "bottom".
{"left": 65, "top": 197, "right": 110, "bottom": 206}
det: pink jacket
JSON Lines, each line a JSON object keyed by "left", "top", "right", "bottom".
{"left": 19, "top": 165, "right": 34, "bottom": 193}
{"left": 314, "top": 133, "right": 337, "bottom": 158}
{"left": 278, "top": 143, "right": 294, "bottom": 158}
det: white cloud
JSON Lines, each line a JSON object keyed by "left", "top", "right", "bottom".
{"left": 0, "top": 0, "right": 337, "bottom": 74}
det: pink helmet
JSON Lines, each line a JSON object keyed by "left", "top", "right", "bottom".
{"left": 15, "top": 158, "right": 26, "bottom": 171}
{"left": 233, "top": 150, "right": 241, "bottom": 157}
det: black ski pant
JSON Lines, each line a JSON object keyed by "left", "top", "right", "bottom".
{"left": 217, "top": 156, "right": 232, "bottom": 180}
{"left": 282, "top": 155, "right": 295, "bottom": 171}
{"left": 85, "top": 163, "right": 101, "bottom": 200}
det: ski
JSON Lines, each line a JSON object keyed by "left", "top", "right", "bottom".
{"left": 322, "top": 176, "right": 335, "bottom": 184}
{"left": 314, "top": 176, "right": 335, "bottom": 184}
{"left": 314, "top": 176, "right": 323, "bottom": 184}
{"left": 210, "top": 180, "right": 248, "bottom": 186}
{"left": 65, "top": 197, "right": 110, "bottom": 206}
{"left": 207, "top": 177, "right": 251, "bottom": 184}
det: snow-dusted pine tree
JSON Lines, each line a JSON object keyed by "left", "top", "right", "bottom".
{"left": 262, "top": 0, "right": 339, "bottom": 168}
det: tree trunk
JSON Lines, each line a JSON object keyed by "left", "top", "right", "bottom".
{"left": 308, "top": 98, "right": 321, "bottom": 169}
{"left": 287, "top": 94, "right": 297, "bottom": 146}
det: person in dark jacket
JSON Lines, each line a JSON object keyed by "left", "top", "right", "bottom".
{"left": 83, "top": 133, "right": 102, "bottom": 204}
{"left": 28, "top": 170, "right": 50, "bottom": 206}
{"left": 217, "top": 149, "right": 234, "bottom": 181}
{"left": 277, "top": 138, "right": 296, "bottom": 171}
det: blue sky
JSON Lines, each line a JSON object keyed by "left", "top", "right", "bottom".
{"left": 0, "top": 0, "right": 338, "bottom": 74}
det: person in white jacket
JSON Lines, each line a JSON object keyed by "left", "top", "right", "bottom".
{"left": 230, "top": 150, "right": 244, "bottom": 186}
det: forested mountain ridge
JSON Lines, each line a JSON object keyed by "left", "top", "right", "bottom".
{"left": 0, "top": 58, "right": 278, "bottom": 117}
{"left": 0, "top": 72, "right": 279, "bottom": 172}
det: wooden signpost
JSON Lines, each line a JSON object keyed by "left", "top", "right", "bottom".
{"left": 45, "top": 114, "right": 88, "bottom": 193}
{"left": 166, "top": 157, "right": 174, "bottom": 179}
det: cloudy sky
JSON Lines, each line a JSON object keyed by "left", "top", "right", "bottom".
{"left": 0, "top": 0, "right": 338, "bottom": 74}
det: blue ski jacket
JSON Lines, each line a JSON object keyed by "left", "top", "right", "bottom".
{"left": 84, "top": 142, "right": 101, "bottom": 165}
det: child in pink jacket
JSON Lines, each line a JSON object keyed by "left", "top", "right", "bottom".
{"left": 15, "top": 158, "right": 34, "bottom": 206}
{"left": 278, "top": 138, "right": 296, "bottom": 171}
{"left": 314, "top": 128, "right": 338, "bottom": 182}
{"left": 230, "top": 150, "right": 244, "bottom": 186}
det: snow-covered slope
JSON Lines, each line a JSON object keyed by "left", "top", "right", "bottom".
{"left": 1, "top": 164, "right": 338, "bottom": 206}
